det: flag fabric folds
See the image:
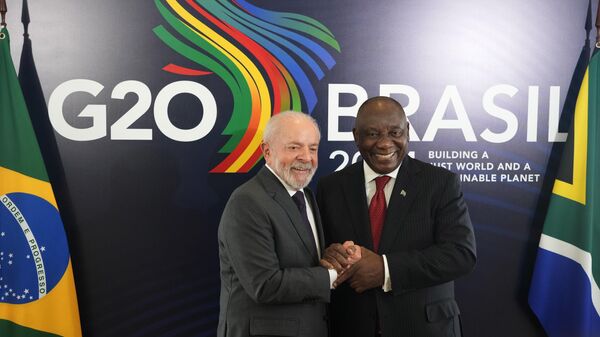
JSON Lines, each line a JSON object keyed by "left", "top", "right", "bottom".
{"left": 0, "top": 27, "right": 82, "bottom": 337}
{"left": 529, "top": 41, "right": 600, "bottom": 337}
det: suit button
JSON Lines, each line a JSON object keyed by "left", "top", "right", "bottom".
{"left": 323, "top": 315, "right": 329, "bottom": 322}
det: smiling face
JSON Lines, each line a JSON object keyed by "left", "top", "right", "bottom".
{"left": 262, "top": 113, "right": 320, "bottom": 190}
{"left": 353, "top": 98, "right": 409, "bottom": 174}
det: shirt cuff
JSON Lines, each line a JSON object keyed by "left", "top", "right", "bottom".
{"left": 328, "top": 268, "right": 338, "bottom": 289}
{"left": 382, "top": 254, "right": 392, "bottom": 292}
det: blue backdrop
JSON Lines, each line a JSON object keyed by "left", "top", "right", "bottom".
{"left": 5, "top": 0, "right": 594, "bottom": 336}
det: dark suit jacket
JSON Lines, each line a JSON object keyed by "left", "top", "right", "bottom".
{"left": 218, "top": 167, "right": 331, "bottom": 337}
{"left": 316, "top": 157, "right": 476, "bottom": 337}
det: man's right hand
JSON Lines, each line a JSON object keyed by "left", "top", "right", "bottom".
{"left": 320, "top": 241, "right": 361, "bottom": 273}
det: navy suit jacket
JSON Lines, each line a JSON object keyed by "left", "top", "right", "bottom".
{"left": 317, "top": 157, "right": 476, "bottom": 337}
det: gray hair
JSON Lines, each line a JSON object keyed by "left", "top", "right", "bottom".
{"left": 262, "top": 111, "right": 321, "bottom": 144}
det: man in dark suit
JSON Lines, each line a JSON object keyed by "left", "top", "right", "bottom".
{"left": 218, "top": 111, "right": 359, "bottom": 337}
{"left": 317, "top": 96, "right": 476, "bottom": 337}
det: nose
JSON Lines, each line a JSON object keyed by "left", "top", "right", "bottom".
{"left": 376, "top": 134, "right": 394, "bottom": 149}
{"left": 297, "top": 146, "right": 312, "bottom": 162}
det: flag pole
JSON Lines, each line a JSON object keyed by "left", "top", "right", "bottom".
{"left": 0, "top": 0, "right": 7, "bottom": 27}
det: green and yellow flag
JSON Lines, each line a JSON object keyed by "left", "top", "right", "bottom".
{"left": 0, "top": 27, "right": 81, "bottom": 337}
{"left": 528, "top": 18, "right": 600, "bottom": 337}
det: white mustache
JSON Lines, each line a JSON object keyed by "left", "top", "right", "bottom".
{"left": 291, "top": 162, "right": 313, "bottom": 171}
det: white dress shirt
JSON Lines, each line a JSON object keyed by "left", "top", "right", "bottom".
{"left": 363, "top": 161, "right": 402, "bottom": 292}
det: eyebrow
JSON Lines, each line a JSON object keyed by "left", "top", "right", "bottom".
{"left": 286, "top": 142, "right": 319, "bottom": 146}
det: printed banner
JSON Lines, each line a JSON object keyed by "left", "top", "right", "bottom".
{"left": 3, "top": 0, "right": 593, "bottom": 336}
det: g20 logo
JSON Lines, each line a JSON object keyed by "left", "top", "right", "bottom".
{"left": 49, "top": 79, "right": 217, "bottom": 143}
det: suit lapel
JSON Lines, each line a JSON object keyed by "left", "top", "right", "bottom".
{"left": 378, "top": 157, "right": 420, "bottom": 253}
{"left": 341, "top": 163, "right": 374, "bottom": 250}
{"left": 259, "top": 167, "right": 319, "bottom": 263}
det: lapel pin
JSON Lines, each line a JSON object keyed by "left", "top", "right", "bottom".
{"left": 400, "top": 190, "right": 407, "bottom": 197}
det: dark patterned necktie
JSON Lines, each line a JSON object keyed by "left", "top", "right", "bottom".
{"left": 292, "top": 191, "right": 317, "bottom": 253}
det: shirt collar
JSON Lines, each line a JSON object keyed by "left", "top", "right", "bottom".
{"left": 265, "top": 164, "right": 301, "bottom": 196}
{"left": 363, "top": 160, "right": 401, "bottom": 183}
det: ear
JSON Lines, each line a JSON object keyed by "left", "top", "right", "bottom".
{"left": 261, "top": 142, "right": 271, "bottom": 164}
{"left": 406, "top": 123, "right": 410, "bottom": 142}
{"left": 352, "top": 127, "right": 359, "bottom": 145}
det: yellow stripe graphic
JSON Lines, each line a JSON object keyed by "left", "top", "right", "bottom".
{"left": 166, "top": 0, "right": 271, "bottom": 172}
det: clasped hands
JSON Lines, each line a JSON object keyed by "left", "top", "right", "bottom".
{"left": 320, "top": 242, "right": 384, "bottom": 293}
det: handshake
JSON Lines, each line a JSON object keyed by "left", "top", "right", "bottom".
{"left": 320, "top": 241, "right": 363, "bottom": 289}
{"left": 320, "top": 242, "right": 384, "bottom": 292}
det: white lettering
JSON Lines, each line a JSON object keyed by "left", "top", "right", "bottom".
{"left": 327, "top": 84, "right": 367, "bottom": 141}
{"left": 154, "top": 81, "right": 217, "bottom": 142}
{"left": 480, "top": 84, "right": 518, "bottom": 143}
{"left": 49, "top": 79, "right": 107, "bottom": 141}
{"left": 422, "top": 86, "right": 476, "bottom": 142}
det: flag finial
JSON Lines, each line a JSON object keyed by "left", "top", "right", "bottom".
{"left": 21, "top": 0, "right": 30, "bottom": 37}
{"left": 0, "top": 0, "right": 7, "bottom": 27}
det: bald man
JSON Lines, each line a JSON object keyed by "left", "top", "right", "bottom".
{"left": 317, "top": 97, "right": 476, "bottom": 337}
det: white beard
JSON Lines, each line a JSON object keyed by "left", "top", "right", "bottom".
{"left": 273, "top": 159, "right": 315, "bottom": 190}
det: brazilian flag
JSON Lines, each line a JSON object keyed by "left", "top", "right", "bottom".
{"left": 0, "top": 27, "right": 81, "bottom": 337}
{"left": 528, "top": 24, "right": 600, "bottom": 337}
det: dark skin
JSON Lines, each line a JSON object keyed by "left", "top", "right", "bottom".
{"left": 333, "top": 246, "right": 382, "bottom": 292}
{"left": 320, "top": 242, "right": 360, "bottom": 273}
{"left": 354, "top": 97, "right": 409, "bottom": 175}
{"left": 335, "top": 96, "right": 410, "bottom": 293}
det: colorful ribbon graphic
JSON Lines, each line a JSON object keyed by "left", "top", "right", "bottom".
{"left": 154, "top": 0, "right": 340, "bottom": 173}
